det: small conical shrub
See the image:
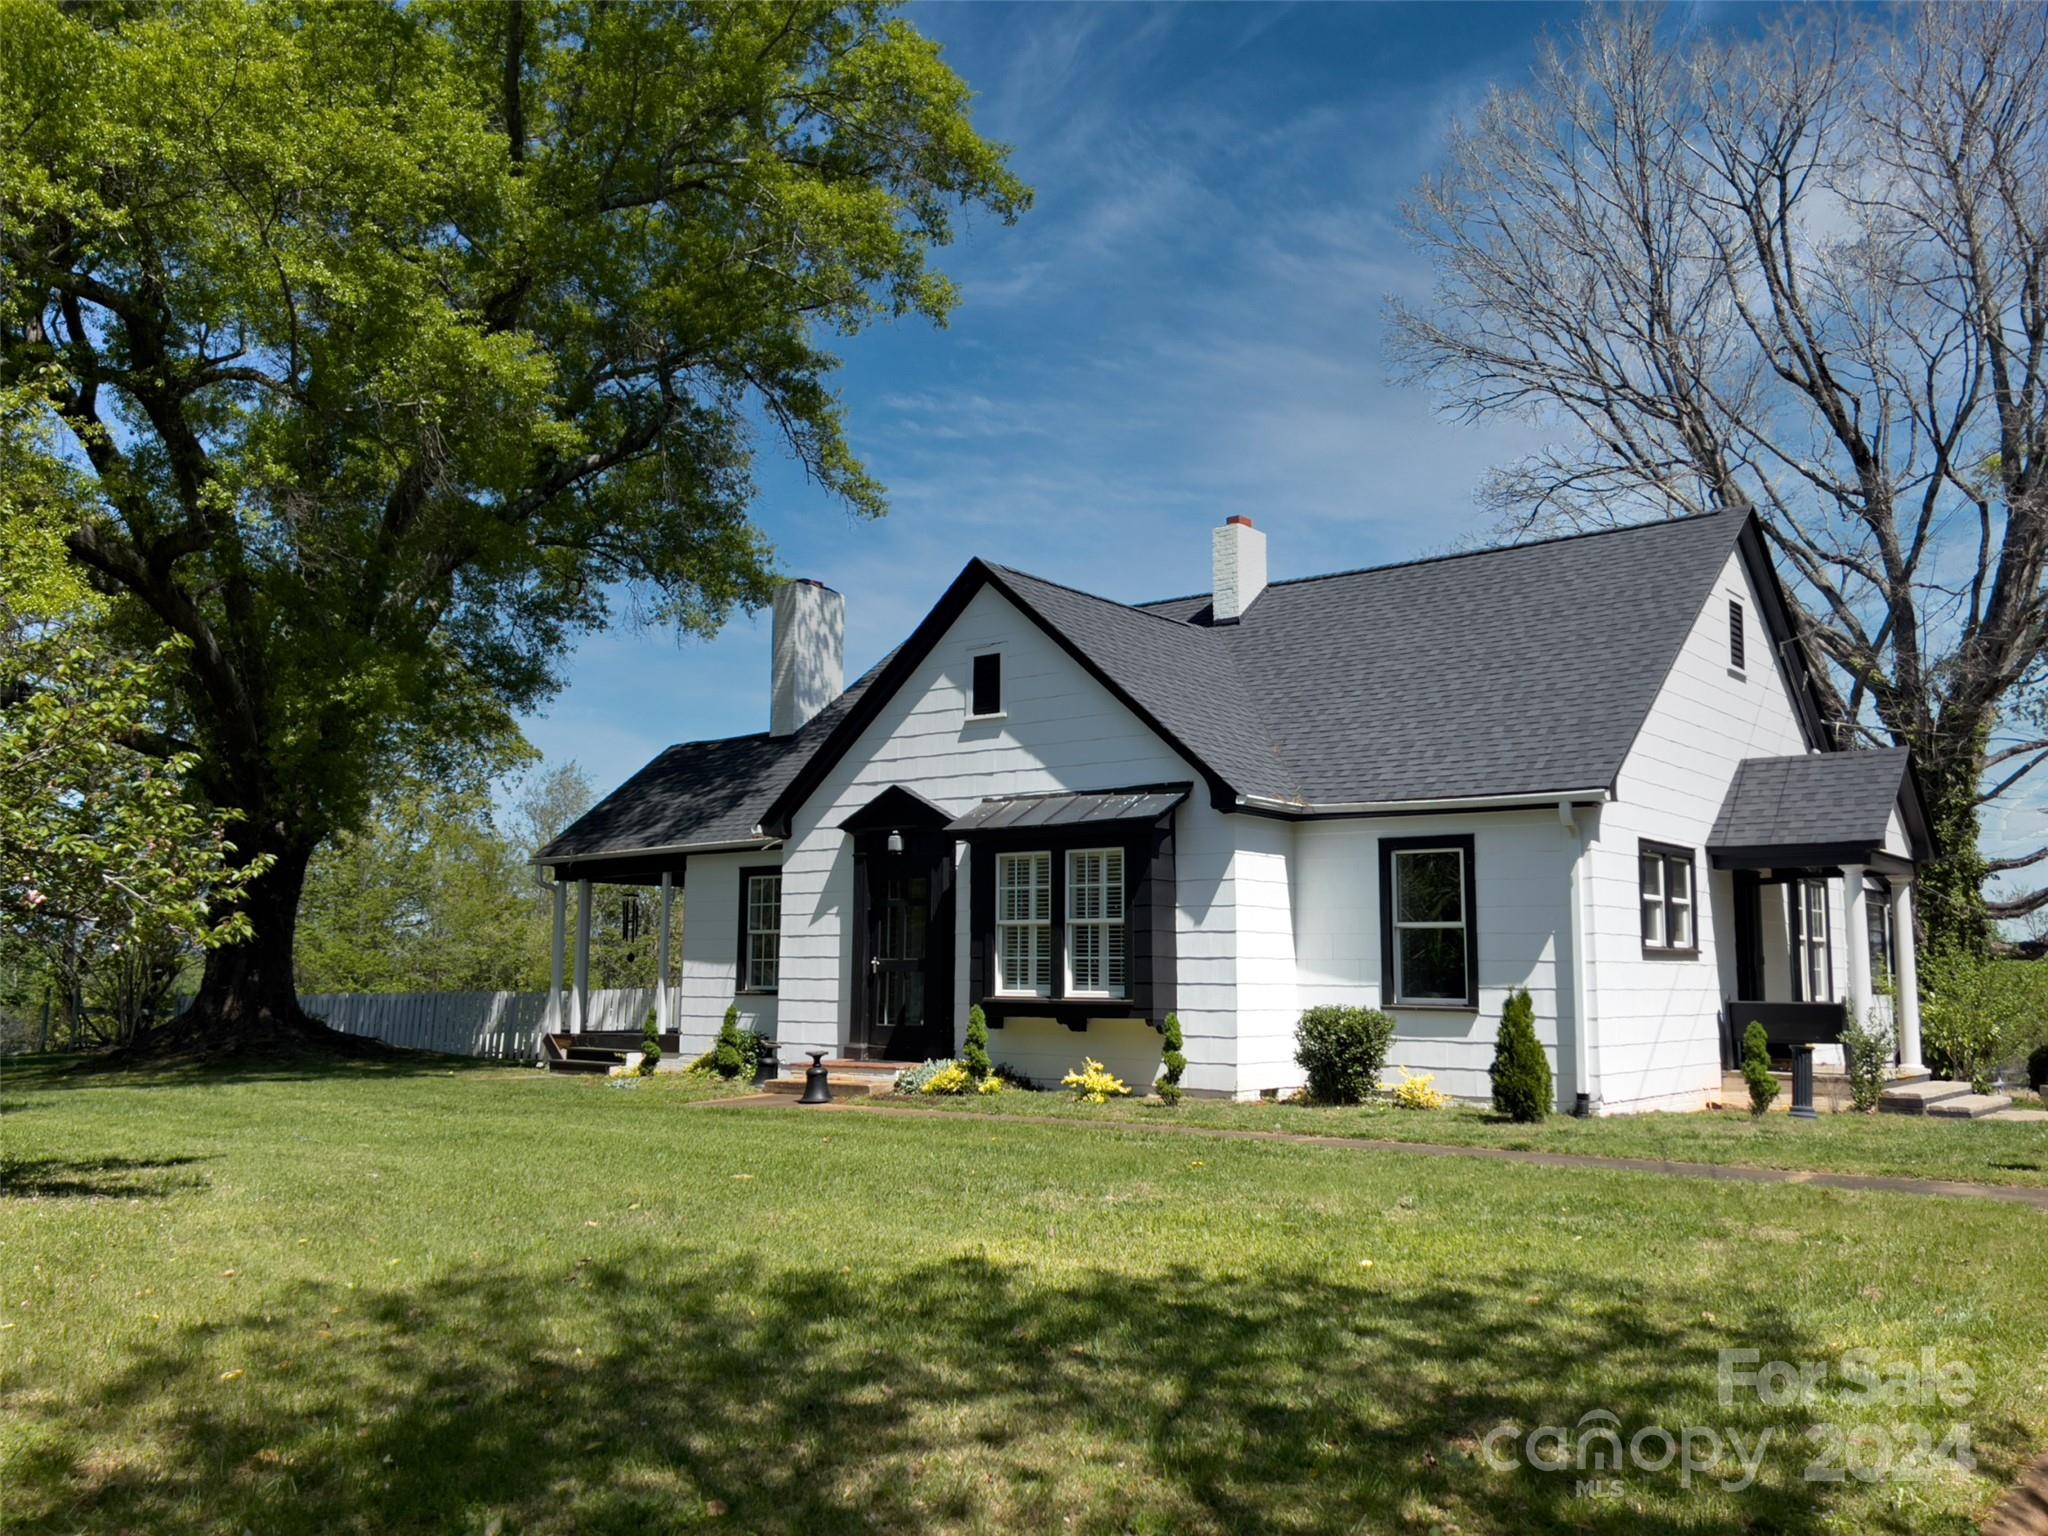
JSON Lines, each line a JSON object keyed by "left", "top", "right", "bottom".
{"left": 638, "top": 1008, "right": 662, "bottom": 1077}
{"left": 963, "top": 1005, "right": 993, "bottom": 1082}
{"left": 1158, "top": 1012, "right": 1187, "bottom": 1104}
{"left": 1489, "top": 988, "right": 1551, "bottom": 1122}
{"left": 713, "top": 1003, "right": 747, "bottom": 1079}
{"left": 1743, "top": 1020, "right": 1779, "bottom": 1117}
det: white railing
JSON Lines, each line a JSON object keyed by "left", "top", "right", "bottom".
{"left": 302, "top": 986, "right": 664, "bottom": 1060}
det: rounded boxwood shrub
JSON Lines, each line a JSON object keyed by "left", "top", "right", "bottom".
{"left": 1293, "top": 1006, "right": 1396, "bottom": 1105}
{"left": 1489, "top": 988, "right": 1551, "bottom": 1122}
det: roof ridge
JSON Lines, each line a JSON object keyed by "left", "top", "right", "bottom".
{"left": 985, "top": 561, "right": 1222, "bottom": 633}
{"left": 1133, "top": 510, "right": 1740, "bottom": 609}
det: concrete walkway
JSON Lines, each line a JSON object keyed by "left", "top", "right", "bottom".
{"left": 704, "top": 1096, "right": 2048, "bottom": 1211}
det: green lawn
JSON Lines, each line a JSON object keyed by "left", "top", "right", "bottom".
{"left": 4, "top": 1056, "right": 2046, "bottom": 1535}
{"left": 889, "top": 1082, "right": 2048, "bottom": 1187}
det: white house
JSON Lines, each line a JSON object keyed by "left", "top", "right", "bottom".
{"left": 537, "top": 511, "right": 1931, "bottom": 1112}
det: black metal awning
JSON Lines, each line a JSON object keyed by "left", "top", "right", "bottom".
{"left": 945, "top": 783, "right": 1190, "bottom": 834}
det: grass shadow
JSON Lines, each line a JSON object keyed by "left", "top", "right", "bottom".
{"left": 3, "top": 1243, "right": 1878, "bottom": 1535}
{"left": 0, "top": 1152, "right": 215, "bottom": 1201}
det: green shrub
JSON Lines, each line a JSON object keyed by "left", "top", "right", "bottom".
{"left": 963, "top": 1005, "right": 992, "bottom": 1082}
{"left": 1293, "top": 1006, "right": 1397, "bottom": 1105}
{"left": 1839, "top": 1008, "right": 1892, "bottom": 1113}
{"left": 1488, "top": 989, "right": 1551, "bottom": 1122}
{"left": 1158, "top": 1012, "right": 1187, "bottom": 1104}
{"left": 1920, "top": 951, "right": 2047, "bottom": 1093}
{"left": 738, "top": 1026, "right": 776, "bottom": 1081}
{"left": 1743, "top": 1020, "right": 1779, "bottom": 1117}
{"left": 637, "top": 1008, "right": 662, "bottom": 1077}
{"left": 894, "top": 1058, "right": 958, "bottom": 1095}
{"left": 712, "top": 1004, "right": 747, "bottom": 1079}
{"left": 2030, "top": 1041, "right": 2048, "bottom": 1097}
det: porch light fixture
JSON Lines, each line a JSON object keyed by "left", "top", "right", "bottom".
{"left": 887, "top": 830, "right": 904, "bottom": 854}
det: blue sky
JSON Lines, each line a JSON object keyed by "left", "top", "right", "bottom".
{"left": 524, "top": 1, "right": 1621, "bottom": 790}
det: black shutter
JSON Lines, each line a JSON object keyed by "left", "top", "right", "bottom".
{"left": 1127, "top": 814, "right": 1177, "bottom": 1025}
{"left": 1729, "top": 599, "right": 1746, "bottom": 671}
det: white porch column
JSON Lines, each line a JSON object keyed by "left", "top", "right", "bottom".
{"left": 573, "top": 878, "right": 592, "bottom": 1035}
{"left": 656, "top": 871, "right": 674, "bottom": 1037}
{"left": 1891, "top": 881, "right": 1924, "bottom": 1072}
{"left": 548, "top": 879, "right": 567, "bottom": 1034}
{"left": 1843, "top": 865, "right": 1871, "bottom": 1032}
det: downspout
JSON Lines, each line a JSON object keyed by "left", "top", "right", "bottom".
{"left": 1558, "top": 800, "right": 1599, "bottom": 1116}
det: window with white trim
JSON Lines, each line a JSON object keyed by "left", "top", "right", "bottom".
{"left": 1796, "top": 879, "right": 1831, "bottom": 1001}
{"left": 1065, "top": 847, "right": 1127, "bottom": 998}
{"left": 995, "top": 851, "right": 1052, "bottom": 997}
{"left": 744, "top": 872, "right": 781, "bottom": 993}
{"left": 1639, "top": 842, "right": 1696, "bottom": 953}
{"left": 1385, "top": 840, "right": 1474, "bottom": 1005}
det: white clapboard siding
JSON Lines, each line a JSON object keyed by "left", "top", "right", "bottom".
{"left": 302, "top": 986, "right": 664, "bottom": 1059}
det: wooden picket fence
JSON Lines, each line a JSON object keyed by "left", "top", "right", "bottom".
{"left": 302, "top": 986, "right": 664, "bottom": 1060}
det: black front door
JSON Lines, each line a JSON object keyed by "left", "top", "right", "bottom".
{"left": 854, "top": 842, "right": 953, "bottom": 1062}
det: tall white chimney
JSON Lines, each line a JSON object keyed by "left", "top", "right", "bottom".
{"left": 1211, "top": 515, "right": 1267, "bottom": 623}
{"left": 770, "top": 579, "right": 844, "bottom": 737}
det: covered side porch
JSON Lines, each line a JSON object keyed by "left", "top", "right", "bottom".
{"left": 534, "top": 847, "right": 699, "bottom": 1070}
{"left": 1707, "top": 749, "right": 1931, "bottom": 1075}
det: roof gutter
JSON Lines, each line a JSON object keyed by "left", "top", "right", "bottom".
{"left": 1234, "top": 788, "right": 1614, "bottom": 818}
{"left": 531, "top": 835, "right": 780, "bottom": 868}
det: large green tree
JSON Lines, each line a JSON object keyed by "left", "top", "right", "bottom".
{"left": 0, "top": 1, "right": 1026, "bottom": 1046}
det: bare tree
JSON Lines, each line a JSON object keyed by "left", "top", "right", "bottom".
{"left": 1391, "top": 4, "right": 2048, "bottom": 953}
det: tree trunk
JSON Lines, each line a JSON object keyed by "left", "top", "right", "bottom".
{"left": 1912, "top": 729, "right": 1993, "bottom": 959}
{"left": 130, "top": 834, "right": 366, "bottom": 1058}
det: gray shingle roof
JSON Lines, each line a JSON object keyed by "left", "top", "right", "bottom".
{"left": 537, "top": 660, "right": 884, "bottom": 863}
{"left": 1709, "top": 748, "right": 1914, "bottom": 853}
{"left": 1002, "top": 511, "right": 1756, "bottom": 807}
{"left": 553, "top": 511, "right": 1821, "bottom": 862}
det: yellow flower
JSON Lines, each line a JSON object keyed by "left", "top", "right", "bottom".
{"left": 1060, "top": 1058, "right": 1131, "bottom": 1104}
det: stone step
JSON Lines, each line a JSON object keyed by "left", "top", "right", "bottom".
{"left": 1984, "top": 1106, "right": 2048, "bottom": 1124}
{"left": 1879, "top": 1079, "right": 1977, "bottom": 1114}
{"left": 1925, "top": 1092, "right": 2014, "bottom": 1119}
{"left": 759, "top": 1076, "right": 890, "bottom": 1100}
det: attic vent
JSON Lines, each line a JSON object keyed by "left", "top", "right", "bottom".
{"left": 1729, "top": 599, "right": 1746, "bottom": 672}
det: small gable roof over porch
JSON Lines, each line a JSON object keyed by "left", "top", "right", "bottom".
{"left": 1708, "top": 748, "right": 1931, "bottom": 874}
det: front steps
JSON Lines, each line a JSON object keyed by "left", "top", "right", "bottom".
{"left": 541, "top": 1031, "right": 680, "bottom": 1076}
{"left": 1718, "top": 1068, "right": 2040, "bottom": 1121}
{"left": 1880, "top": 1079, "right": 2013, "bottom": 1118}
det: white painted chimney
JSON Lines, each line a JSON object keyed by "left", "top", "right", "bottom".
{"left": 1211, "top": 515, "right": 1267, "bottom": 623}
{"left": 770, "top": 579, "right": 844, "bottom": 737}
